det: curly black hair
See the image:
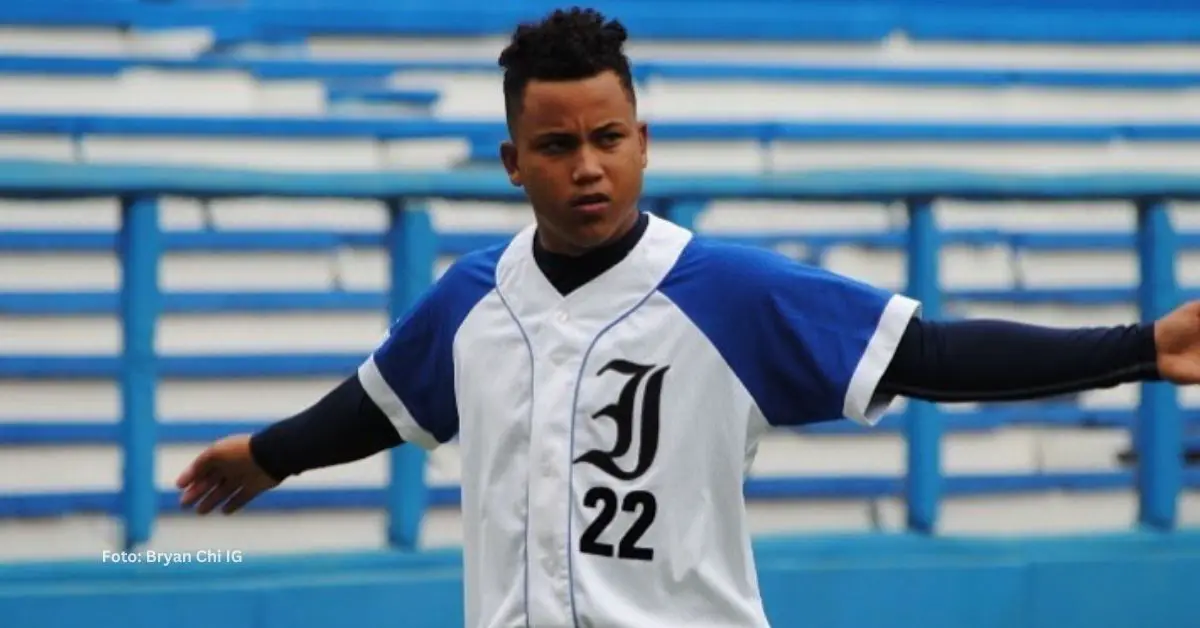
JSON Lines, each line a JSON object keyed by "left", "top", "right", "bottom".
{"left": 498, "top": 7, "right": 636, "bottom": 129}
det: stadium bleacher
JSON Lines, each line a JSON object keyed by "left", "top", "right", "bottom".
{"left": 2, "top": 0, "right": 1200, "bottom": 576}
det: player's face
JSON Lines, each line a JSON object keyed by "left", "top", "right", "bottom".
{"left": 501, "top": 70, "right": 648, "bottom": 256}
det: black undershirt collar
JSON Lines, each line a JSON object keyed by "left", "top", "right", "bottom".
{"left": 532, "top": 211, "right": 650, "bottom": 296}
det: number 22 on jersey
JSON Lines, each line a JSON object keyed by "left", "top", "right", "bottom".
{"left": 573, "top": 358, "right": 668, "bottom": 562}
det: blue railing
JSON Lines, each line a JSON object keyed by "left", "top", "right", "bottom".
{"left": 0, "top": 160, "right": 1197, "bottom": 552}
{"left": 5, "top": 114, "right": 1200, "bottom": 143}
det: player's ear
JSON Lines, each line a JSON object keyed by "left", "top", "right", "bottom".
{"left": 500, "top": 141, "right": 522, "bottom": 187}
{"left": 637, "top": 121, "right": 648, "bottom": 170}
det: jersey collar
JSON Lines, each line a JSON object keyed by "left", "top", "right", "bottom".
{"left": 495, "top": 212, "right": 693, "bottom": 336}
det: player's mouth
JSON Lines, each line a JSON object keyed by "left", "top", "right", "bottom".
{"left": 570, "top": 193, "right": 611, "bottom": 216}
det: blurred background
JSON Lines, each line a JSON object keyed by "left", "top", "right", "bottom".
{"left": 1, "top": 1, "right": 1200, "bottom": 626}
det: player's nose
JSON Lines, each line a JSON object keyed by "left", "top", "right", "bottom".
{"left": 571, "top": 146, "right": 604, "bottom": 184}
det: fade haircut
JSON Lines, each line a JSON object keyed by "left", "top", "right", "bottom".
{"left": 497, "top": 7, "right": 637, "bottom": 132}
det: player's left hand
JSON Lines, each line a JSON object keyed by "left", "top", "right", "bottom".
{"left": 175, "top": 434, "right": 280, "bottom": 515}
{"left": 1155, "top": 300, "right": 1200, "bottom": 385}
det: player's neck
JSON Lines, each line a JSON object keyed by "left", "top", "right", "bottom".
{"left": 532, "top": 211, "right": 649, "bottom": 297}
{"left": 536, "top": 209, "right": 642, "bottom": 258}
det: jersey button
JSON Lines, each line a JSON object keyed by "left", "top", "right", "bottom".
{"left": 549, "top": 347, "right": 571, "bottom": 366}
{"left": 556, "top": 310, "right": 570, "bottom": 323}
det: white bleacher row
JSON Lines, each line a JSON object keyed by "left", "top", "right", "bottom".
{"left": 402, "top": 73, "right": 1200, "bottom": 122}
{"left": 0, "top": 72, "right": 329, "bottom": 116}
{"left": 4, "top": 135, "right": 1200, "bottom": 176}
{"left": 0, "top": 27, "right": 213, "bottom": 57}
{"left": 302, "top": 33, "right": 1200, "bottom": 71}
{"left": 5, "top": 70, "right": 1200, "bottom": 121}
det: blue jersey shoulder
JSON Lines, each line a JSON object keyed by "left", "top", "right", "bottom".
{"left": 659, "top": 236, "right": 897, "bottom": 426}
{"left": 660, "top": 236, "right": 871, "bottom": 308}
{"left": 372, "top": 243, "right": 503, "bottom": 444}
{"left": 422, "top": 243, "right": 504, "bottom": 328}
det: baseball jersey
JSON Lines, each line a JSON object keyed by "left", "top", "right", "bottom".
{"left": 358, "top": 213, "right": 921, "bottom": 627}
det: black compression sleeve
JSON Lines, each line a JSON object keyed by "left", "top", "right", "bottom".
{"left": 248, "top": 374, "right": 403, "bottom": 482}
{"left": 879, "top": 318, "right": 1161, "bottom": 403}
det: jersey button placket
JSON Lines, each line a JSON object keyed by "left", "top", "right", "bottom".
{"left": 532, "top": 308, "right": 583, "bottom": 622}
{"left": 549, "top": 309, "right": 573, "bottom": 366}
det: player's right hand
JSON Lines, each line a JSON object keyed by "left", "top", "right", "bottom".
{"left": 175, "top": 434, "right": 281, "bottom": 515}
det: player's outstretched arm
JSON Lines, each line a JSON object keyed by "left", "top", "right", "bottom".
{"left": 878, "top": 300, "right": 1200, "bottom": 403}
{"left": 174, "top": 249, "right": 493, "bottom": 515}
{"left": 175, "top": 373, "right": 403, "bottom": 515}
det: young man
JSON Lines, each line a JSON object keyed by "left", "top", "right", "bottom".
{"left": 176, "top": 7, "right": 1200, "bottom": 627}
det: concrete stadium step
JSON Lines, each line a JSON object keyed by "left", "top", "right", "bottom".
{"left": 0, "top": 26, "right": 211, "bottom": 57}
{"left": 876, "top": 490, "right": 1200, "bottom": 535}
{"left": 78, "top": 135, "right": 475, "bottom": 171}
{"left": 79, "top": 136, "right": 403, "bottom": 172}
{"left": 0, "top": 427, "right": 1145, "bottom": 496}
{"left": 0, "top": 73, "right": 327, "bottom": 116}
{"left": 1, "top": 312, "right": 388, "bottom": 355}
{"left": 638, "top": 82, "right": 1200, "bottom": 122}
{"left": 0, "top": 135, "right": 73, "bottom": 161}
{"left": 64, "top": 136, "right": 1200, "bottom": 174}
{"left": 0, "top": 377, "right": 344, "bottom": 422}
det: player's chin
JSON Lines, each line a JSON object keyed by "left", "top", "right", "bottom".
{"left": 563, "top": 217, "right": 624, "bottom": 250}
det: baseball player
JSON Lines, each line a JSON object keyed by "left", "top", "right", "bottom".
{"left": 176, "top": 7, "right": 1200, "bottom": 627}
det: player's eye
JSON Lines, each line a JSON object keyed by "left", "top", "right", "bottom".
{"left": 596, "top": 132, "right": 624, "bottom": 147}
{"left": 538, "top": 138, "right": 575, "bottom": 154}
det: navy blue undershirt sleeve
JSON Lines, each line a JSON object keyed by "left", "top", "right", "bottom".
{"left": 248, "top": 375, "right": 402, "bottom": 482}
{"left": 879, "top": 318, "right": 1161, "bottom": 403}
{"left": 247, "top": 316, "right": 1162, "bottom": 482}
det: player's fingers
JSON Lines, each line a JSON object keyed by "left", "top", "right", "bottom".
{"left": 175, "top": 448, "right": 215, "bottom": 489}
{"left": 178, "top": 472, "right": 218, "bottom": 509}
{"left": 220, "top": 485, "right": 262, "bottom": 515}
{"left": 194, "top": 479, "right": 237, "bottom": 516}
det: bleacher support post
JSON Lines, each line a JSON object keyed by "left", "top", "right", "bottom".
{"left": 905, "top": 198, "right": 943, "bottom": 534}
{"left": 385, "top": 199, "right": 436, "bottom": 550}
{"left": 1136, "top": 199, "right": 1181, "bottom": 531}
{"left": 118, "top": 195, "right": 160, "bottom": 551}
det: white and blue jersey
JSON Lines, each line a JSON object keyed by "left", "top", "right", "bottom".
{"left": 358, "top": 213, "right": 920, "bottom": 627}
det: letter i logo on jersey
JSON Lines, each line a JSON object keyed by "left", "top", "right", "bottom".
{"left": 574, "top": 359, "right": 668, "bottom": 562}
